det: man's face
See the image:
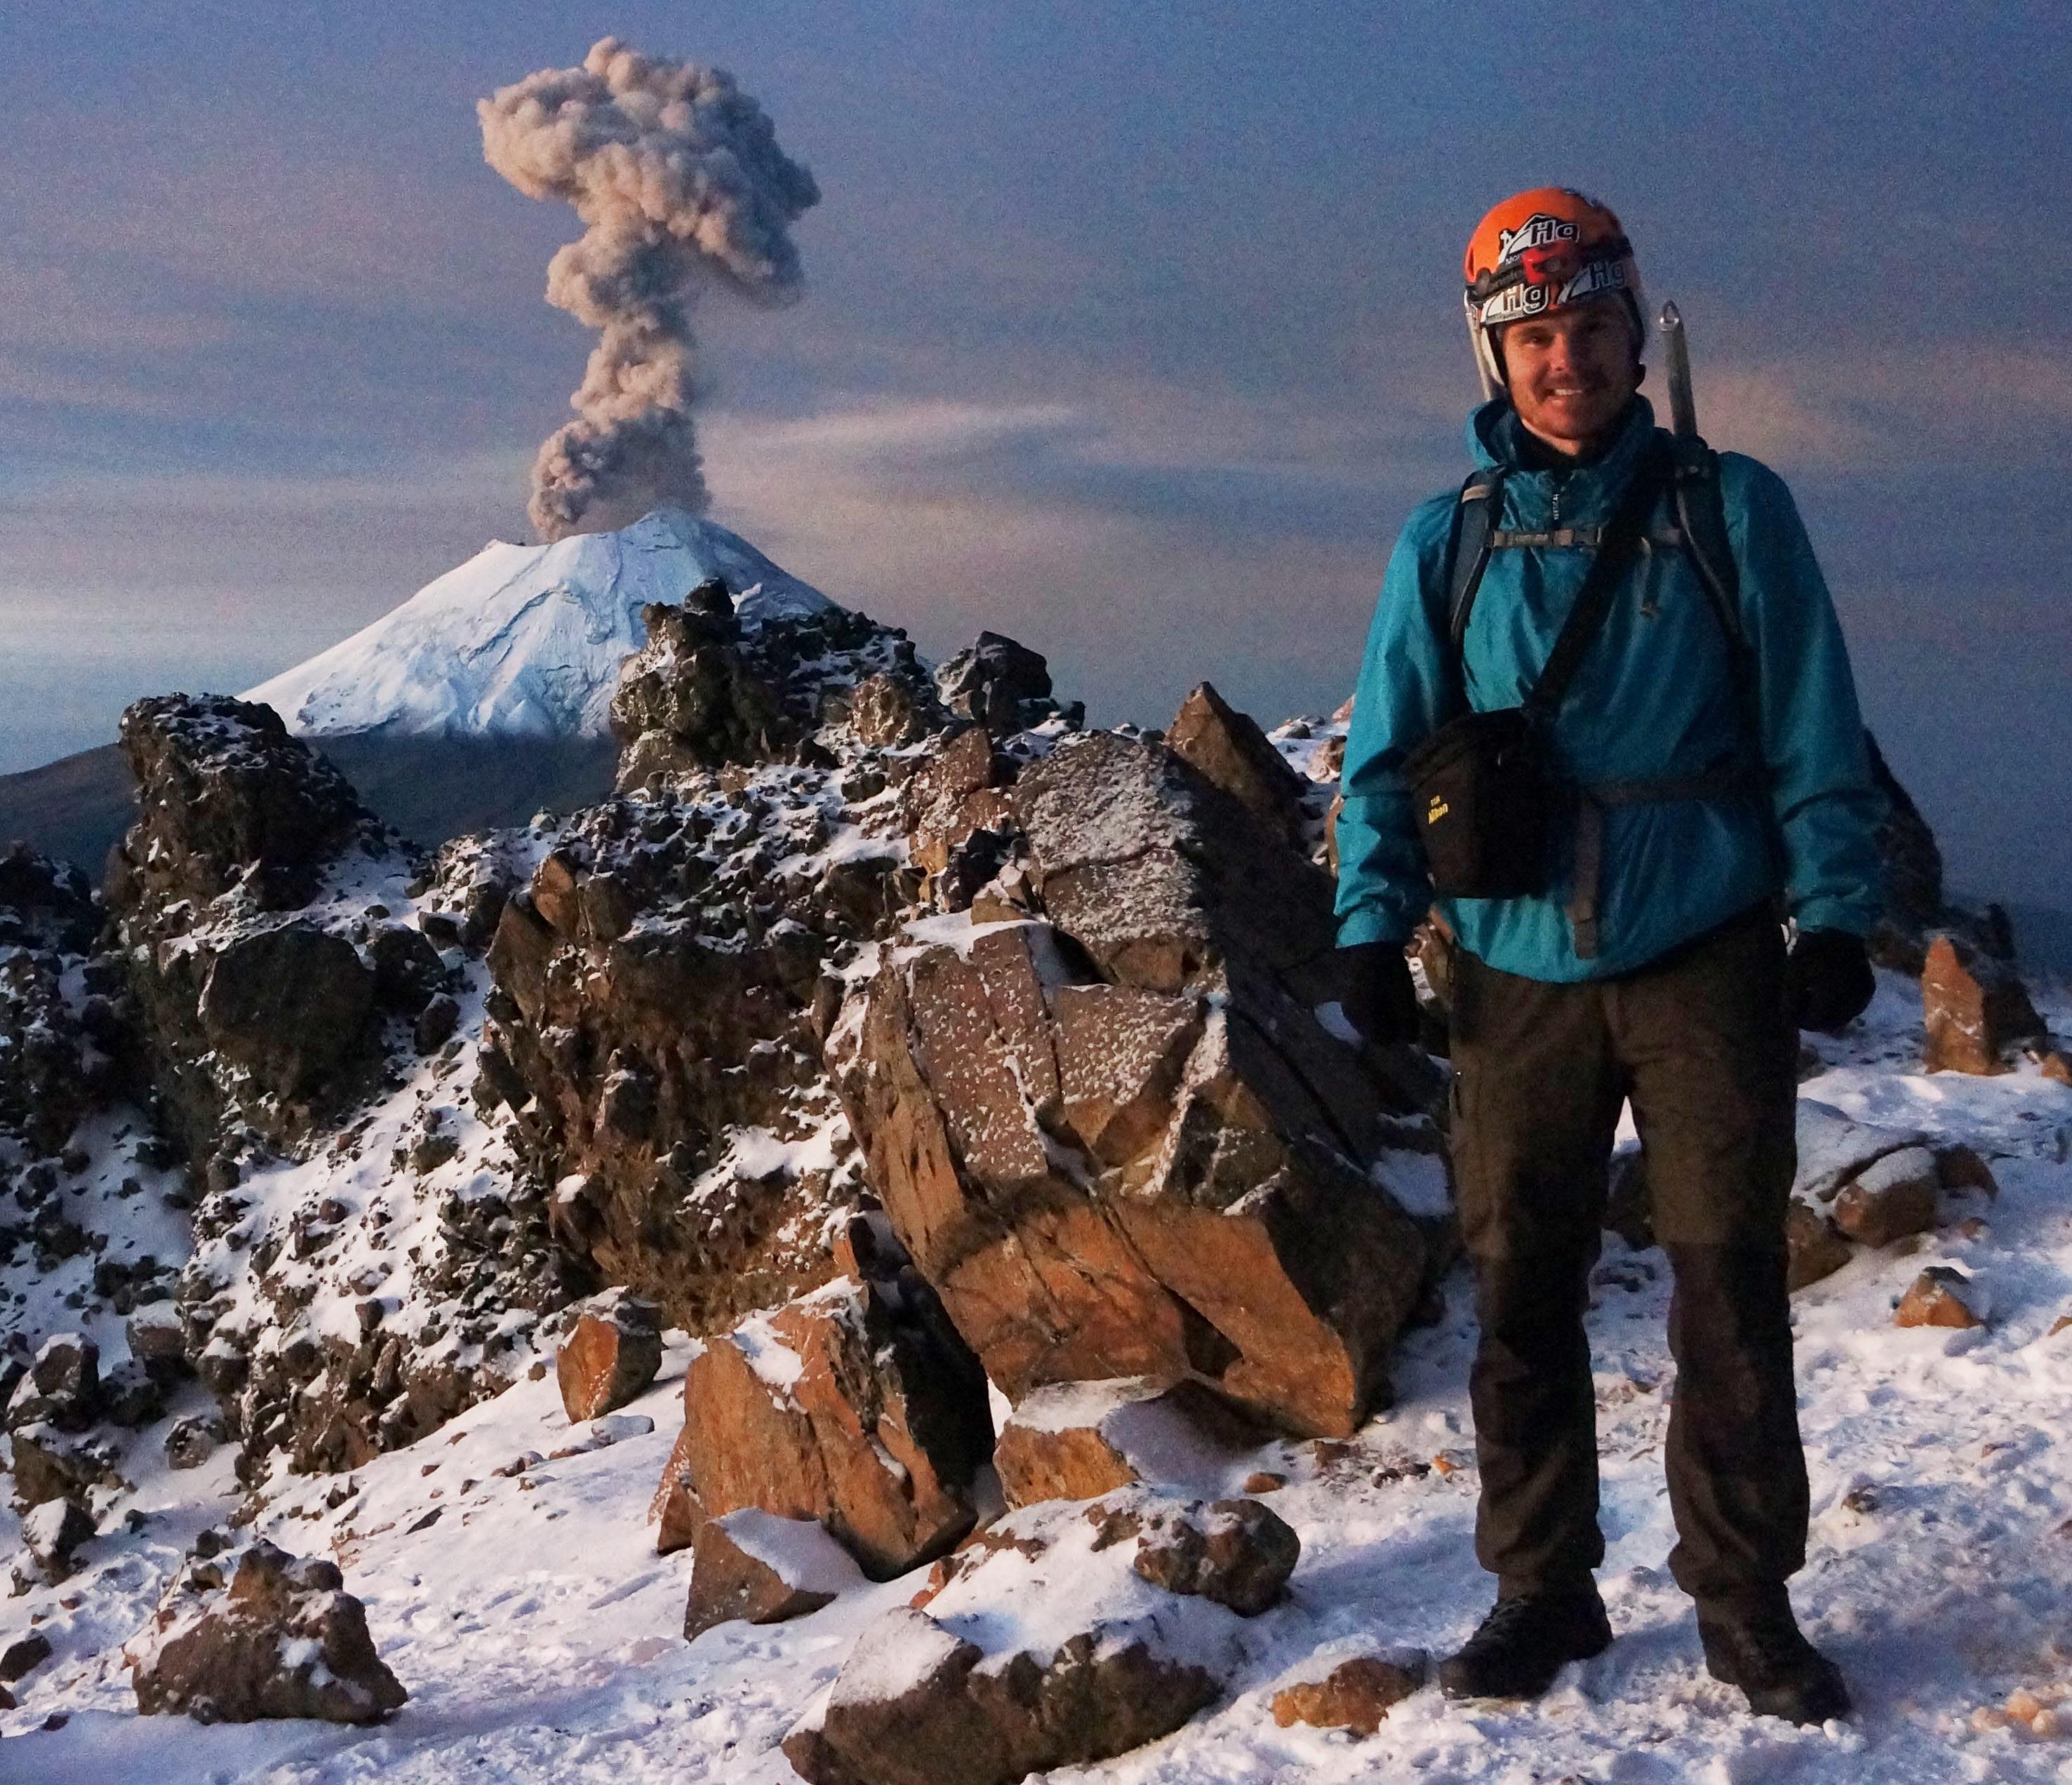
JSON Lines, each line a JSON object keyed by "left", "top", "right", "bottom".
{"left": 1499, "top": 298, "right": 1640, "bottom": 457}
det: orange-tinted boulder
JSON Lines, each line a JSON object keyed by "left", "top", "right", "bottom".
{"left": 664, "top": 1274, "right": 992, "bottom": 1581}
{"left": 685, "top": 1509, "right": 864, "bottom": 1639}
{"left": 1896, "top": 1266, "right": 1986, "bottom": 1330}
{"left": 1922, "top": 934, "right": 2045, "bottom": 1074}
{"left": 834, "top": 731, "right": 1437, "bottom": 1440}
{"left": 1271, "top": 1652, "right": 1426, "bottom": 1737}
{"left": 556, "top": 1293, "right": 663, "bottom": 1422}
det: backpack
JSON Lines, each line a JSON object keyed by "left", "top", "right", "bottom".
{"left": 1429, "top": 433, "right": 1770, "bottom": 957}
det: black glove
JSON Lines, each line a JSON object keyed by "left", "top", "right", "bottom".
{"left": 1337, "top": 941, "right": 1421, "bottom": 1045}
{"left": 1788, "top": 928, "right": 1874, "bottom": 1033}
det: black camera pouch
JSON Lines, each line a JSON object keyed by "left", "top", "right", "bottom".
{"left": 1403, "top": 706, "right": 1550, "bottom": 898}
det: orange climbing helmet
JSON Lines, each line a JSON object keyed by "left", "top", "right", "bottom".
{"left": 1462, "top": 187, "right": 1645, "bottom": 394}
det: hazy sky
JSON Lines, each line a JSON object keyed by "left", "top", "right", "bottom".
{"left": 3, "top": 1, "right": 2068, "bottom": 912}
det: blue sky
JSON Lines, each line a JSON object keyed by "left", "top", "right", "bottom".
{"left": 3, "top": 1, "right": 2068, "bottom": 910}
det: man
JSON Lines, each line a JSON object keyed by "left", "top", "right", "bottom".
{"left": 1335, "top": 187, "right": 1883, "bottom": 1725}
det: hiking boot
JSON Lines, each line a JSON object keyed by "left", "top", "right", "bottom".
{"left": 1697, "top": 1596, "right": 1851, "bottom": 1725}
{"left": 1437, "top": 1591, "right": 1613, "bottom": 1700}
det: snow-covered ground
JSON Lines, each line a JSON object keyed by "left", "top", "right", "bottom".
{"left": 6, "top": 969, "right": 2072, "bottom": 1784}
{"left": 241, "top": 510, "right": 831, "bottom": 740}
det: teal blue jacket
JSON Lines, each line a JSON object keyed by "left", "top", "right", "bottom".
{"left": 1335, "top": 396, "right": 1883, "bottom": 980}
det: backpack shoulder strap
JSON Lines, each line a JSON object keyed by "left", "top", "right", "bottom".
{"left": 1667, "top": 435, "right": 1768, "bottom": 749}
{"left": 1443, "top": 469, "right": 1507, "bottom": 651}
{"left": 1667, "top": 435, "right": 1744, "bottom": 650}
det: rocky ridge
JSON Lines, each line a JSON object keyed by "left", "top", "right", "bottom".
{"left": 1, "top": 533, "right": 2067, "bottom": 1775}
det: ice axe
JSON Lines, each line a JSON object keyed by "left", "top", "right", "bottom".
{"left": 1659, "top": 300, "right": 1699, "bottom": 439}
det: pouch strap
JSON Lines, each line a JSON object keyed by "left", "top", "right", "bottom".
{"left": 1566, "top": 761, "right": 1759, "bottom": 958}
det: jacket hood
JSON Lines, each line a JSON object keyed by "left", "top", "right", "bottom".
{"left": 1467, "top": 393, "right": 1657, "bottom": 476}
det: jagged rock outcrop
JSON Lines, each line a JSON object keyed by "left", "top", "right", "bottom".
{"left": 934, "top": 631, "right": 1079, "bottom": 738}
{"left": 0, "top": 841, "right": 100, "bottom": 953}
{"left": 835, "top": 730, "right": 1443, "bottom": 1439}
{"left": 109, "top": 695, "right": 380, "bottom": 911}
{"left": 902, "top": 726, "right": 1018, "bottom": 910}
{"left": 104, "top": 695, "right": 416, "bottom": 1170}
{"left": 1165, "top": 682, "right": 1307, "bottom": 848}
{"left": 611, "top": 577, "right": 943, "bottom": 789}
{"left": 481, "top": 590, "right": 965, "bottom": 1335}
{"left": 128, "top": 815, "right": 566, "bottom": 1484}
{"left": 0, "top": 846, "right": 128, "bottom": 1162}
{"left": 126, "top": 1539, "right": 406, "bottom": 1724}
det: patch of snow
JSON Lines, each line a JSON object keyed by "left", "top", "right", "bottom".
{"left": 1375, "top": 1148, "right": 1452, "bottom": 1220}
{"left": 711, "top": 1510, "right": 866, "bottom": 1596}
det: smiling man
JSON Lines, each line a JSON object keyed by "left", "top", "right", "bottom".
{"left": 1333, "top": 189, "right": 1884, "bottom": 1723}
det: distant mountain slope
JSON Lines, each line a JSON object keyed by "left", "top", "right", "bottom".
{"left": 0, "top": 735, "right": 622, "bottom": 874}
{"left": 241, "top": 508, "right": 832, "bottom": 738}
{"left": 0, "top": 509, "right": 835, "bottom": 874}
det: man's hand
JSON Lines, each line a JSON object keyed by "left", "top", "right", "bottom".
{"left": 1338, "top": 941, "right": 1422, "bottom": 1046}
{"left": 1788, "top": 928, "right": 1874, "bottom": 1033}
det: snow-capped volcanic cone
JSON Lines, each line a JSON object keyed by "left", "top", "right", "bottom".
{"left": 243, "top": 509, "right": 832, "bottom": 737}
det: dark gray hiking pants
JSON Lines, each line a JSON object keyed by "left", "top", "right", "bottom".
{"left": 1448, "top": 902, "right": 1808, "bottom": 1608}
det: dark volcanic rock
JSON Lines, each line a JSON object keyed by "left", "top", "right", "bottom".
{"left": 1864, "top": 733, "right": 2014, "bottom": 972}
{"left": 105, "top": 695, "right": 404, "bottom": 1169}
{"left": 128, "top": 1539, "right": 406, "bottom": 1725}
{"left": 484, "top": 589, "right": 939, "bottom": 1337}
{"left": 0, "top": 843, "right": 100, "bottom": 954}
{"left": 22, "top": 1496, "right": 98, "bottom": 1580}
{"left": 610, "top": 581, "right": 796, "bottom": 781}
{"left": 108, "top": 695, "right": 378, "bottom": 914}
{"left": 933, "top": 631, "right": 1077, "bottom": 738}
{"left": 0, "top": 850, "right": 120, "bottom": 1158}
{"left": 197, "top": 923, "right": 377, "bottom": 1099}
{"left": 10, "top": 1422, "right": 123, "bottom": 1509}
{"left": 784, "top": 1606, "right": 1218, "bottom": 1785}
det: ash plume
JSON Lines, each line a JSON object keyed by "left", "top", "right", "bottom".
{"left": 480, "top": 37, "right": 820, "bottom": 542}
